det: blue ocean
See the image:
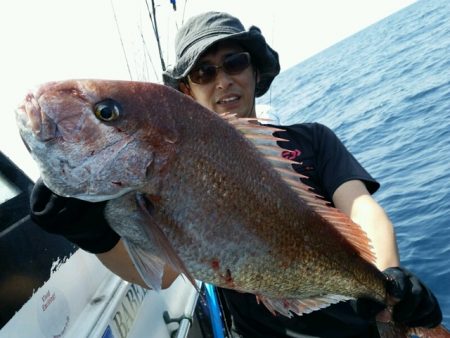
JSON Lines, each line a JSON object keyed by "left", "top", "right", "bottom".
{"left": 258, "top": 0, "right": 450, "bottom": 327}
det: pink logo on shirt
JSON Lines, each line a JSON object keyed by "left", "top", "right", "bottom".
{"left": 281, "top": 149, "right": 301, "bottom": 160}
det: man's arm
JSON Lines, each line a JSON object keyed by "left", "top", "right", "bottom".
{"left": 332, "top": 180, "right": 443, "bottom": 327}
{"left": 332, "top": 179, "right": 400, "bottom": 270}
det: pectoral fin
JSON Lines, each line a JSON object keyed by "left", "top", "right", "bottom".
{"left": 123, "top": 239, "right": 166, "bottom": 291}
{"left": 134, "top": 193, "right": 197, "bottom": 289}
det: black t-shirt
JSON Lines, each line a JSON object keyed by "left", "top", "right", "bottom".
{"left": 218, "top": 123, "right": 381, "bottom": 338}
{"left": 273, "top": 123, "right": 379, "bottom": 201}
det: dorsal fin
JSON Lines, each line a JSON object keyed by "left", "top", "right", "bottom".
{"left": 221, "top": 113, "right": 377, "bottom": 265}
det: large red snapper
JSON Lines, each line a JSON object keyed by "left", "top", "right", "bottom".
{"left": 16, "top": 79, "right": 449, "bottom": 338}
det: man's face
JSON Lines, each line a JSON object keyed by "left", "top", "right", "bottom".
{"left": 181, "top": 42, "right": 258, "bottom": 118}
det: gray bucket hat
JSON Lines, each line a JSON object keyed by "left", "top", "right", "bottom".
{"left": 162, "top": 11, "right": 280, "bottom": 97}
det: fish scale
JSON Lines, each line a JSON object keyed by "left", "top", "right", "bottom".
{"left": 16, "top": 79, "right": 450, "bottom": 338}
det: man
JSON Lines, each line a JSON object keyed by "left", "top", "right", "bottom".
{"left": 31, "top": 11, "right": 441, "bottom": 338}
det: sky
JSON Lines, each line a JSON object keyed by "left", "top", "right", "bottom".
{"left": 0, "top": 0, "right": 416, "bottom": 181}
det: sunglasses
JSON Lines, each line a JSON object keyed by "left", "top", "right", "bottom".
{"left": 188, "top": 52, "right": 252, "bottom": 84}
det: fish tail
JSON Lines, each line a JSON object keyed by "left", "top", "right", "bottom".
{"left": 408, "top": 325, "right": 450, "bottom": 338}
{"left": 377, "top": 322, "right": 450, "bottom": 338}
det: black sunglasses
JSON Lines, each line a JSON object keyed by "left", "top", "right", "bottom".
{"left": 188, "top": 52, "right": 251, "bottom": 85}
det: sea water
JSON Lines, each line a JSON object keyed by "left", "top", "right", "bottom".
{"left": 259, "top": 0, "right": 450, "bottom": 326}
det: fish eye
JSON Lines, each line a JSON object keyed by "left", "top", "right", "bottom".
{"left": 94, "top": 99, "right": 121, "bottom": 121}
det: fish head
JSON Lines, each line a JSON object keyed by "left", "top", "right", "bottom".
{"left": 16, "top": 79, "right": 181, "bottom": 201}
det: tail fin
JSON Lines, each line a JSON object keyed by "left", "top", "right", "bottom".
{"left": 377, "top": 322, "right": 450, "bottom": 338}
{"left": 408, "top": 325, "right": 450, "bottom": 338}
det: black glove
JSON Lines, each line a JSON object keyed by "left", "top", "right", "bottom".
{"left": 30, "top": 178, "right": 120, "bottom": 254}
{"left": 353, "top": 297, "right": 386, "bottom": 321}
{"left": 384, "top": 266, "right": 442, "bottom": 328}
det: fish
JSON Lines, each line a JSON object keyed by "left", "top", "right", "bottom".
{"left": 16, "top": 79, "right": 449, "bottom": 338}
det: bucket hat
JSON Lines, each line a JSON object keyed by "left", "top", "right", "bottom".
{"left": 162, "top": 11, "right": 280, "bottom": 97}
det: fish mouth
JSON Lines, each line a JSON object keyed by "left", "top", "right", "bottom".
{"left": 16, "top": 88, "right": 58, "bottom": 142}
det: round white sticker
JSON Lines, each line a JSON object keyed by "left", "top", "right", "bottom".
{"left": 36, "top": 287, "right": 71, "bottom": 338}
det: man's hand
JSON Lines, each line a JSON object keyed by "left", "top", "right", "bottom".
{"left": 384, "top": 266, "right": 442, "bottom": 328}
{"left": 30, "top": 178, "right": 120, "bottom": 253}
